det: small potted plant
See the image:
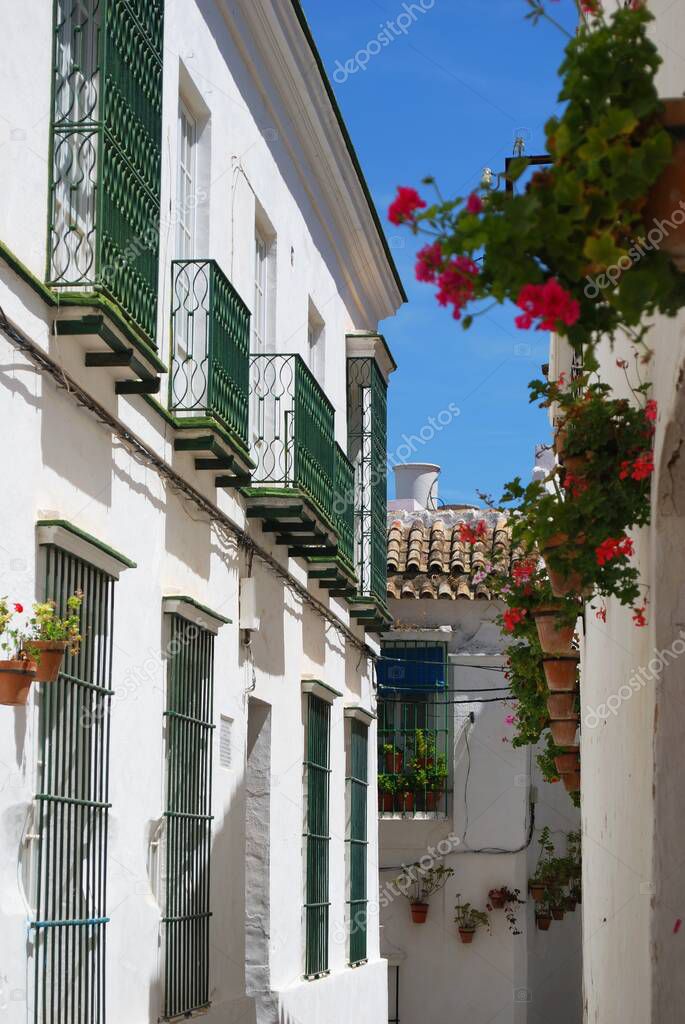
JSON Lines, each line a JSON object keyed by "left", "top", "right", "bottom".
{"left": 550, "top": 895, "right": 566, "bottom": 922}
{"left": 378, "top": 773, "right": 398, "bottom": 813}
{"left": 536, "top": 904, "right": 552, "bottom": 932}
{"left": 454, "top": 895, "right": 491, "bottom": 944}
{"left": 0, "top": 600, "right": 37, "bottom": 706}
{"left": 382, "top": 742, "right": 404, "bottom": 774}
{"left": 424, "top": 755, "right": 449, "bottom": 812}
{"left": 487, "top": 887, "right": 524, "bottom": 935}
{"left": 529, "top": 827, "right": 557, "bottom": 900}
{"left": 25, "top": 593, "right": 83, "bottom": 683}
{"left": 397, "top": 862, "right": 454, "bottom": 924}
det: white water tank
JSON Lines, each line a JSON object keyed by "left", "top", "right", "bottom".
{"left": 392, "top": 463, "right": 440, "bottom": 511}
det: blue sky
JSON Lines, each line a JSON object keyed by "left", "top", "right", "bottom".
{"left": 303, "top": 0, "right": 578, "bottom": 506}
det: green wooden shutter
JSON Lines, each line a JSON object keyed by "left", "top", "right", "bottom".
{"left": 47, "top": 0, "right": 164, "bottom": 346}
{"left": 348, "top": 719, "right": 369, "bottom": 965}
{"left": 32, "top": 546, "right": 116, "bottom": 1024}
{"left": 163, "top": 615, "right": 215, "bottom": 1019}
{"left": 303, "top": 694, "right": 331, "bottom": 977}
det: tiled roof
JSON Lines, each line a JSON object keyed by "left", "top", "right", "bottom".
{"left": 386, "top": 508, "right": 517, "bottom": 601}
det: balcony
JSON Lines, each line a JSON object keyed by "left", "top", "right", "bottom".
{"left": 245, "top": 355, "right": 356, "bottom": 589}
{"left": 169, "top": 259, "right": 253, "bottom": 481}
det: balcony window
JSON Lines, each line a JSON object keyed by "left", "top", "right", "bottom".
{"left": 377, "top": 642, "right": 450, "bottom": 818}
{"left": 176, "top": 102, "right": 197, "bottom": 260}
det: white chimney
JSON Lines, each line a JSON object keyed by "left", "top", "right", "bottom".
{"left": 390, "top": 463, "right": 440, "bottom": 512}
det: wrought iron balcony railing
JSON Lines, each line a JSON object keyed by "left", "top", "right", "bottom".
{"left": 249, "top": 354, "right": 335, "bottom": 525}
{"left": 334, "top": 443, "right": 355, "bottom": 572}
{"left": 169, "top": 260, "right": 250, "bottom": 449}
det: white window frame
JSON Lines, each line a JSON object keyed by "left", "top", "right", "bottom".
{"left": 176, "top": 101, "right": 197, "bottom": 259}
{"left": 253, "top": 230, "right": 269, "bottom": 352}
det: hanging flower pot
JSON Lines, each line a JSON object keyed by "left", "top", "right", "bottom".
{"left": 384, "top": 749, "right": 403, "bottom": 773}
{"left": 529, "top": 882, "right": 546, "bottom": 902}
{"left": 564, "top": 895, "right": 577, "bottom": 913}
{"left": 543, "top": 657, "right": 579, "bottom": 692}
{"left": 554, "top": 751, "right": 580, "bottom": 774}
{"left": 542, "top": 534, "right": 586, "bottom": 598}
{"left": 410, "top": 901, "right": 429, "bottom": 924}
{"left": 458, "top": 928, "right": 475, "bottom": 944}
{"left": 643, "top": 98, "right": 685, "bottom": 271}
{"left": 563, "top": 770, "right": 581, "bottom": 794}
{"left": 551, "top": 907, "right": 565, "bottom": 922}
{"left": 547, "top": 693, "right": 576, "bottom": 719}
{"left": 31, "top": 640, "right": 68, "bottom": 684}
{"left": 536, "top": 913, "right": 552, "bottom": 931}
{"left": 0, "top": 659, "right": 37, "bottom": 706}
{"left": 550, "top": 717, "right": 578, "bottom": 747}
{"left": 562, "top": 453, "right": 591, "bottom": 477}
{"left": 534, "top": 607, "right": 577, "bottom": 656}
{"left": 488, "top": 889, "right": 506, "bottom": 910}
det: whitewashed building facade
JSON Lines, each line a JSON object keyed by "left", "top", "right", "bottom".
{"left": 379, "top": 467, "right": 581, "bottom": 1024}
{"left": 0, "top": 2, "right": 404, "bottom": 1022}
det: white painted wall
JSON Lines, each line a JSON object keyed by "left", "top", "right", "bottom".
{"left": 0, "top": 2, "right": 401, "bottom": 1022}
{"left": 380, "top": 597, "right": 581, "bottom": 1024}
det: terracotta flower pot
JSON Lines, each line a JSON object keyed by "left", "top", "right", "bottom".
{"left": 0, "top": 660, "right": 37, "bottom": 706}
{"left": 536, "top": 914, "right": 552, "bottom": 931}
{"left": 550, "top": 718, "right": 579, "bottom": 747}
{"left": 400, "top": 792, "right": 414, "bottom": 813}
{"left": 489, "top": 890, "right": 506, "bottom": 910}
{"left": 551, "top": 907, "right": 565, "bottom": 922}
{"left": 547, "top": 567, "right": 584, "bottom": 599}
{"left": 529, "top": 882, "right": 546, "bottom": 902}
{"left": 458, "top": 928, "right": 475, "bottom": 944}
{"left": 547, "top": 693, "right": 576, "bottom": 719}
{"left": 411, "top": 902, "right": 429, "bottom": 924}
{"left": 543, "top": 657, "right": 579, "bottom": 692}
{"left": 379, "top": 791, "right": 395, "bottom": 813}
{"left": 563, "top": 771, "right": 581, "bottom": 794}
{"left": 425, "top": 790, "right": 443, "bottom": 812}
{"left": 534, "top": 608, "right": 576, "bottom": 656}
{"left": 384, "top": 750, "right": 403, "bottom": 773}
{"left": 644, "top": 98, "right": 685, "bottom": 270}
{"left": 31, "top": 640, "right": 68, "bottom": 683}
{"left": 555, "top": 751, "right": 580, "bottom": 774}
{"left": 564, "top": 896, "right": 577, "bottom": 912}
{"left": 562, "top": 453, "right": 590, "bottom": 477}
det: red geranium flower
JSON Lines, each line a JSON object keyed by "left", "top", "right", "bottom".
{"left": 595, "top": 536, "right": 634, "bottom": 567}
{"left": 512, "top": 558, "right": 536, "bottom": 586}
{"left": 458, "top": 520, "right": 487, "bottom": 545}
{"left": 620, "top": 451, "right": 654, "bottom": 481}
{"left": 503, "top": 607, "right": 526, "bottom": 633}
{"left": 435, "top": 256, "right": 480, "bottom": 320}
{"left": 415, "top": 242, "right": 443, "bottom": 283}
{"left": 465, "top": 192, "right": 483, "bottom": 215}
{"left": 595, "top": 604, "right": 607, "bottom": 622}
{"left": 633, "top": 606, "right": 648, "bottom": 628}
{"left": 13, "top": 603, "right": 23, "bottom": 613}
{"left": 644, "top": 400, "right": 657, "bottom": 423}
{"left": 388, "top": 186, "right": 426, "bottom": 225}
{"left": 514, "top": 279, "right": 580, "bottom": 332}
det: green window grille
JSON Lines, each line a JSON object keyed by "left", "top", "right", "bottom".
{"left": 32, "top": 545, "right": 116, "bottom": 1024}
{"left": 163, "top": 614, "right": 215, "bottom": 1020}
{"left": 250, "top": 354, "right": 335, "bottom": 524}
{"left": 303, "top": 694, "right": 331, "bottom": 978}
{"left": 347, "top": 719, "right": 368, "bottom": 965}
{"left": 47, "top": 0, "right": 164, "bottom": 346}
{"left": 347, "top": 358, "right": 388, "bottom": 604}
{"left": 377, "top": 642, "right": 451, "bottom": 818}
{"left": 334, "top": 442, "right": 355, "bottom": 574}
{"left": 169, "top": 259, "right": 251, "bottom": 447}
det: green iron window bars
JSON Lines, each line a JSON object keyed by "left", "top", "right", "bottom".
{"left": 162, "top": 614, "right": 215, "bottom": 1020}
{"left": 250, "top": 353, "right": 335, "bottom": 525}
{"left": 347, "top": 719, "right": 369, "bottom": 965}
{"left": 47, "top": 0, "right": 164, "bottom": 346}
{"left": 347, "top": 358, "right": 388, "bottom": 604}
{"left": 32, "top": 545, "right": 116, "bottom": 1024}
{"left": 377, "top": 642, "right": 451, "bottom": 818}
{"left": 169, "top": 259, "right": 251, "bottom": 448}
{"left": 303, "top": 693, "right": 331, "bottom": 978}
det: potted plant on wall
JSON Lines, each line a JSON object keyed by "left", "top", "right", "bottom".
{"left": 536, "top": 904, "right": 552, "bottom": 932}
{"left": 25, "top": 593, "right": 83, "bottom": 683}
{"left": 378, "top": 773, "right": 399, "bottom": 813}
{"left": 397, "top": 862, "right": 454, "bottom": 924}
{"left": 529, "top": 827, "right": 557, "bottom": 901}
{"left": 487, "top": 887, "right": 524, "bottom": 935}
{"left": 454, "top": 895, "right": 491, "bottom": 944}
{"left": 0, "top": 600, "right": 37, "bottom": 706}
